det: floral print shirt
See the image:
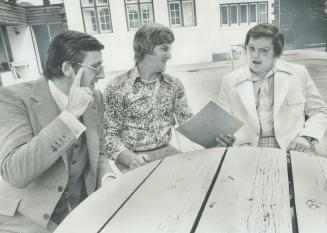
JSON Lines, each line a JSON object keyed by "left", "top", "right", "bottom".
{"left": 103, "top": 67, "right": 193, "bottom": 160}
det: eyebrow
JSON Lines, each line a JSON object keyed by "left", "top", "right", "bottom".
{"left": 248, "top": 44, "right": 270, "bottom": 49}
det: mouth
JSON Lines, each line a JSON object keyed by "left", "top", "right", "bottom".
{"left": 252, "top": 60, "right": 262, "bottom": 65}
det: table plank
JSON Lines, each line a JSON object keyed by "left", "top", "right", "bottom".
{"left": 100, "top": 148, "right": 226, "bottom": 233}
{"left": 54, "top": 161, "right": 161, "bottom": 233}
{"left": 291, "top": 151, "right": 327, "bottom": 233}
{"left": 196, "top": 147, "right": 292, "bottom": 233}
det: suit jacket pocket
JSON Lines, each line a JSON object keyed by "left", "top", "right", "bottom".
{"left": 286, "top": 92, "right": 305, "bottom": 106}
{"left": 0, "top": 195, "right": 21, "bottom": 216}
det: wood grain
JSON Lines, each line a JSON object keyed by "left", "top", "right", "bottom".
{"left": 195, "top": 147, "right": 292, "bottom": 233}
{"left": 291, "top": 151, "right": 327, "bottom": 233}
{"left": 54, "top": 161, "right": 161, "bottom": 233}
{"left": 100, "top": 148, "right": 226, "bottom": 233}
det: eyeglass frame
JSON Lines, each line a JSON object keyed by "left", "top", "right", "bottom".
{"left": 71, "top": 62, "right": 105, "bottom": 74}
{"left": 246, "top": 44, "right": 272, "bottom": 57}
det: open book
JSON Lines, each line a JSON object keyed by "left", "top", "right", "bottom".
{"left": 176, "top": 101, "right": 243, "bottom": 148}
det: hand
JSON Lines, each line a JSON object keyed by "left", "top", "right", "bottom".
{"left": 216, "top": 134, "right": 235, "bottom": 147}
{"left": 128, "top": 153, "right": 152, "bottom": 170}
{"left": 66, "top": 68, "right": 94, "bottom": 118}
{"left": 287, "top": 136, "right": 313, "bottom": 153}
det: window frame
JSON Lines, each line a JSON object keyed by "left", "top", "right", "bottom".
{"left": 167, "top": 0, "right": 197, "bottom": 27}
{"left": 220, "top": 4, "right": 229, "bottom": 27}
{"left": 124, "top": 0, "right": 155, "bottom": 31}
{"left": 239, "top": 4, "right": 248, "bottom": 24}
{"left": 249, "top": 3, "right": 258, "bottom": 24}
{"left": 80, "top": 0, "right": 113, "bottom": 34}
{"left": 219, "top": 2, "right": 268, "bottom": 27}
{"left": 229, "top": 4, "right": 238, "bottom": 26}
{"left": 258, "top": 2, "right": 268, "bottom": 23}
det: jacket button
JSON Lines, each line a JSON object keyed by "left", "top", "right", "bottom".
{"left": 43, "top": 214, "right": 49, "bottom": 220}
{"left": 58, "top": 186, "right": 64, "bottom": 192}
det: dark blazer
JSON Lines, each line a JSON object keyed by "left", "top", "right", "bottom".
{"left": 0, "top": 78, "right": 110, "bottom": 228}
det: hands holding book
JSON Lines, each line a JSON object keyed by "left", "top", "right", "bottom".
{"left": 216, "top": 134, "right": 236, "bottom": 147}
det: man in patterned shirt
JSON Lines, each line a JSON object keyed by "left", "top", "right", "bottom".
{"left": 104, "top": 23, "right": 193, "bottom": 171}
{"left": 216, "top": 23, "right": 327, "bottom": 154}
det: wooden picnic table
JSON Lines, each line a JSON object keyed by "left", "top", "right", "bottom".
{"left": 54, "top": 147, "right": 327, "bottom": 233}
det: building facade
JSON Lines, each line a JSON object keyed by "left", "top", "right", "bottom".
{"left": 65, "top": 0, "right": 275, "bottom": 71}
{"left": 0, "top": 0, "right": 65, "bottom": 85}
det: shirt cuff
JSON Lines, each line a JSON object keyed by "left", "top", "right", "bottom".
{"left": 59, "top": 111, "right": 86, "bottom": 139}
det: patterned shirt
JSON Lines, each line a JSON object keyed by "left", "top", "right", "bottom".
{"left": 103, "top": 67, "right": 193, "bottom": 159}
{"left": 251, "top": 68, "right": 275, "bottom": 137}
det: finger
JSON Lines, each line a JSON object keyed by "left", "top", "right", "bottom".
{"left": 303, "top": 147, "right": 312, "bottom": 153}
{"left": 220, "top": 135, "right": 232, "bottom": 145}
{"left": 287, "top": 142, "right": 296, "bottom": 151}
{"left": 141, "top": 154, "right": 152, "bottom": 163}
{"left": 136, "top": 156, "right": 146, "bottom": 165}
{"left": 225, "top": 135, "right": 235, "bottom": 145}
{"left": 72, "top": 68, "right": 84, "bottom": 88}
{"left": 294, "top": 145, "right": 305, "bottom": 152}
{"left": 216, "top": 138, "right": 227, "bottom": 147}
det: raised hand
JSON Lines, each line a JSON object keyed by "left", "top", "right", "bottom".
{"left": 66, "top": 68, "right": 94, "bottom": 118}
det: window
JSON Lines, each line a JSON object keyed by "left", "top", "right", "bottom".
{"left": 221, "top": 5, "right": 229, "bottom": 25}
{"left": 124, "top": 0, "right": 154, "bottom": 30}
{"left": 168, "top": 0, "right": 196, "bottom": 27}
{"left": 258, "top": 2, "right": 267, "bottom": 23}
{"left": 239, "top": 4, "right": 248, "bottom": 24}
{"left": 81, "top": 0, "right": 113, "bottom": 33}
{"left": 220, "top": 2, "right": 267, "bottom": 26}
{"left": 230, "top": 4, "right": 238, "bottom": 25}
{"left": 249, "top": 4, "right": 257, "bottom": 23}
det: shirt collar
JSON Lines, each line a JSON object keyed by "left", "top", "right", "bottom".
{"left": 235, "top": 59, "right": 293, "bottom": 86}
{"left": 127, "top": 66, "right": 173, "bottom": 85}
{"left": 249, "top": 66, "right": 276, "bottom": 82}
{"left": 48, "top": 80, "right": 68, "bottom": 111}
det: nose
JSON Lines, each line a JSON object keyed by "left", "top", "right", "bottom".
{"left": 251, "top": 49, "right": 261, "bottom": 58}
{"left": 96, "top": 70, "right": 105, "bottom": 80}
{"left": 166, "top": 52, "right": 172, "bottom": 60}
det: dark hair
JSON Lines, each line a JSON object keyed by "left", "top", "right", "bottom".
{"left": 43, "top": 30, "right": 104, "bottom": 79}
{"left": 133, "top": 23, "right": 174, "bottom": 63}
{"left": 245, "top": 23, "right": 284, "bottom": 57}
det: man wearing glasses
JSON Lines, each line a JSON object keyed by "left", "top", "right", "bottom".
{"left": 0, "top": 31, "right": 115, "bottom": 232}
{"left": 216, "top": 23, "right": 327, "bottom": 154}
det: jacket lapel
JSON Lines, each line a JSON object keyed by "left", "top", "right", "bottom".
{"left": 273, "top": 60, "right": 292, "bottom": 116}
{"left": 82, "top": 100, "right": 99, "bottom": 181}
{"left": 235, "top": 67, "right": 259, "bottom": 124}
{"left": 30, "top": 78, "right": 69, "bottom": 168}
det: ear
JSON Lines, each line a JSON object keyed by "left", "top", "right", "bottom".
{"left": 62, "top": 61, "right": 74, "bottom": 78}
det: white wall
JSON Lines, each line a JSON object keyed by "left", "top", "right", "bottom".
{"left": 64, "top": 0, "right": 275, "bottom": 71}
{"left": 7, "top": 25, "right": 40, "bottom": 79}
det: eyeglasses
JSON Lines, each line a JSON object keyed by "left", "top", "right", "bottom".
{"left": 246, "top": 45, "right": 271, "bottom": 56}
{"left": 72, "top": 62, "right": 105, "bottom": 74}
